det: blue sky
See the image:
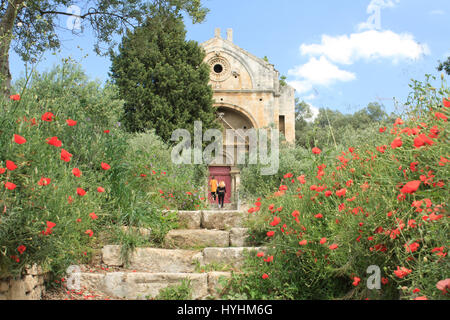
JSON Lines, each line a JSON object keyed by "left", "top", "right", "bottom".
{"left": 10, "top": 0, "right": 450, "bottom": 117}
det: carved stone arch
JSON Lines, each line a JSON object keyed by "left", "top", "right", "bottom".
{"left": 214, "top": 102, "right": 259, "bottom": 130}
{"left": 205, "top": 47, "right": 255, "bottom": 89}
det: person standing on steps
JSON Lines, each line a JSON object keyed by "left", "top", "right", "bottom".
{"left": 209, "top": 176, "right": 218, "bottom": 203}
{"left": 217, "top": 181, "right": 226, "bottom": 209}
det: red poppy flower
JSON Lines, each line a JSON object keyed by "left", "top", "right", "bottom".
{"left": 443, "top": 98, "right": 450, "bottom": 108}
{"left": 436, "top": 279, "right": 450, "bottom": 294}
{"left": 435, "top": 112, "right": 448, "bottom": 122}
{"left": 320, "top": 237, "right": 327, "bottom": 244}
{"left": 312, "top": 147, "right": 322, "bottom": 155}
{"left": 89, "top": 212, "right": 98, "bottom": 220}
{"left": 6, "top": 160, "right": 17, "bottom": 171}
{"left": 264, "top": 256, "right": 274, "bottom": 263}
{"left": 314, "top": 213, "right": 323, "bottom": 219}
{"left": 47, "top": 221, "right": 56, "bottom": 229}
{"left": 297, "top": 175, "right": 306, "bottom": 184}
{"left": 85, "top": 229, "right": 94, "bottom": 237}
{"left": 101, "top": 162, "right": 111, "bottom": 170}
{"left": 379, "top": 127, "right": 387, "bottom": 133}
{"left": 336, "top": 188, "right": 347, "bottom": 197}
{"left": 400, "top": 180, "right": 421, "bottom": 194}
{"left": 329, "top": 244, "right": 338, "bottom": 250}
{"left": 4, "top": 182, "right": 16, "bottom": 190}
{"left": 257, "top": 252, "right": 265, "bottom": 258}
{"left": 17, "top": 245, "right": 26, "bottom": 255}
{"left": 38, "top": 177, "right": 51, "bottom": 186}
{"left": 352, "top": 277, "right": 361, "bottom": 286}
{"left": 267, "top": 231, "right": 275, "bottom": 237}
{"left": 299, "top": 239, "right": 307, "bottom": 246}
{"left": 0, "top": 168, "right": 5, "bottom": 174}
{"left": 262, "top": 273, "right": 269, "bottom": 279}
{"left": 66, "top": 119, "right": 77, "bottom": 126}
{"left": 46, "top": 136, "right": 62, "bottom": 147}
{"left": 61, "top": 149, "right": 73, "bottom": 162}
{"left": 391, "top": 137, "right": 403, "bottom": 149}
{"left": 77, "top": 188, "right": 86, "bottom": 196}
{"left": 41, "top": 112, "right": 55, "bottom": 122}
{"left": 269, "top": 216, "right": 281, "bottom": 227}
{"left": 14, "top": 134, "right": 27, "bottom": 145}
{"left": 104, "top": 129, "right": 110, "bottom": 133}
{"left": 97, "top": 187, "right": 105, "bottom": 193}
{"left": 10, "top": 94, "right": 20, "bottom": 101}
{"left": 394, "top": 118, "right": 404, "bottom": 126}
{"left": 394, "top": 266, "right": 412, "bottom": 278}
{"left": 72, "top": 168, "right": 81, "bottom": 177}
{"left": 405, "top": 242, "right": 420, "bottom": 253}
{"left": 414, "top": 134, "right": 434, "bottom": 148}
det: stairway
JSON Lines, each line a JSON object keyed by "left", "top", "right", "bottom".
{"left": 76, "top": 210, "right": 263, "bottom": 300}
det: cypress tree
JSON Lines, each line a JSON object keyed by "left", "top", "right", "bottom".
{"left": 110, "top": 12, "right": 218, "bottom": 142}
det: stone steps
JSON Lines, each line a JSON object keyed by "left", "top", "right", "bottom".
{"left": 76, "top": 209, "right": 261, "bottom": 300}
{"left": 101, "top": 245, "right": 262, "bottom": 273}
{"left": 78, "top": 271, "right": 232, "bottom": 300}
{"left": 174, "top": 210, "right": 247, "bottom": 230}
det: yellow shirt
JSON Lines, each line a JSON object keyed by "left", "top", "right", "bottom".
{"left": 210, "top": 179, "right": 218, "bottom": 192}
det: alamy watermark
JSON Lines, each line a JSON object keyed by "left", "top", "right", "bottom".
{"left": 358, "top": 0, "right": 400, "bottom": 31}
{"left": 170, "top": 121, "right": 280, "bottom": 176}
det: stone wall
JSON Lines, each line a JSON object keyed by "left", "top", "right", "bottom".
{"left": 0, "top": 265, "right": 47, "bottom": 300}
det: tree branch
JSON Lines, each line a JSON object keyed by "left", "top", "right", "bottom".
{"left": 38, "top": 7, "right": 137, "bottom": 28}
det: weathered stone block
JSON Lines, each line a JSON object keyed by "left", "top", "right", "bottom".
{"left": 229, "top": 228, "right": 249, "bottom": 247}
{"left": 80, "top": 272, "right": 208, "bottom": 300}
{"left": 177, "top": 211, "right": 202, "bottom": 229}
{"left": 202, "top": 247, "right": 259, "bottom": 268}
{"left": 0, "top": 281, "right": 9, "bottom": 293}
{"left": 207, "top": 272, "right": 231, "bottom": 299}
{"left": 202, "top": 211, "right": 244, "bottom": 230}
{"left": 23, "top": 275, "right": 38, "bottom": 293}
{"left": 102, "top": 245, "right": 124, "bottom": 267}
{"left": 164, "top": 229, "right": 229, "bottom": 248}
{"left": 129, "top": 248, "right": 203, "bottom": 273}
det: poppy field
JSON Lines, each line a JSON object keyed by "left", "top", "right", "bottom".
{"left": 224, "top": 76, "right": 449, "bottom": 300}
{"left": 0, "top": 63, "right": 207, "bottom": 280}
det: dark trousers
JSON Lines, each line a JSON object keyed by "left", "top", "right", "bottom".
{"left": 218, "top": 193, "right": 225, "bottom": 207}
{"left": 211, "top": 192, "right": 216, "bottom": 201}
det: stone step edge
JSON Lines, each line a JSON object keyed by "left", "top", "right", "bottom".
{"left": 162, "top": 210, "right": 249, "bottom": 230}
{"left": 77, "top": 271, "right": 235, "bottom": 300}
{"left": 102, "top": 245, "right": 266, "bottom": 269}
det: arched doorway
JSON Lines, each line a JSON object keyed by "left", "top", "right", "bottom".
{"left": 207, "top": 105, "right": 256, "bottom": 207}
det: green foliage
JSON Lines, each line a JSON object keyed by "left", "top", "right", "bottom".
{"left": 4, "top": 0, "right": 209, "bottom": 62}
{"left": 0, "top": 61, "right": 206, "bottom": 278}
{"left": 437, "top": 57, "right": 450, "bottom": 76}
{"left": 295, "top": 101, "right": 396, "bottom": 149}
{"left": 155, "top": 279, "right": 192, "bottom": 300}
{"left": 226, "top": 76, "right": 450, "bottom": 300}
{"left": 110, "top": 11, "right": 218, "bottom": 143}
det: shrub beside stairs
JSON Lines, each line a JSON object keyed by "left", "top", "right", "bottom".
{"left": 77, "top": 210, "right": 261, "bottom": 300}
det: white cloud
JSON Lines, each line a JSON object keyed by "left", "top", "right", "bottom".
{"left": 429, "top": 9, "right": 445, "bottom": 15}
{"left": 305, "top": 103, "right": 320, "bottom": 123}
{"left": 300, "top": 30, "right": 430, "bottom": 65}
{"left": 288, "top": 56, "right": 356, "bottom": 86}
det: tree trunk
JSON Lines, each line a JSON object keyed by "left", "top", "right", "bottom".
{"left": 0, "top": 0, "right": 21, "bottom": 97}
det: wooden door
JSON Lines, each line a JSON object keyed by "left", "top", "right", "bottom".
{"left": 209, "top": 166, "right": 231, "bottom": 204}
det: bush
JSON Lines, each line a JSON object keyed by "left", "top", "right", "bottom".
{"left": 225, "top": 76, "right": 449, "bottom": 300}
{"left": 0, "top": 61, "right": 207, "bottom": 279}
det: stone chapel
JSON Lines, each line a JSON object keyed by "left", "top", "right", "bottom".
{"left": 201, "top": 28, "right": 296, "bottom": 205}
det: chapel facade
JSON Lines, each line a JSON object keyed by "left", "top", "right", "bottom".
{"left": 201, "top": 28, "right": 296, "bottom": 206}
